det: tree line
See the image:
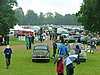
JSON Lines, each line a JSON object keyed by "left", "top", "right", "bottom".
{"left": 0, "top": 0, "right": 100, "bottom": 35}
{"left": 0, "top": 0, "right": 17, "bottom": 35}
{"left": 14, "top": 8, "right": 80, "bottom": 26}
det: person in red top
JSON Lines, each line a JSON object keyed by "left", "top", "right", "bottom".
{"left": 56, "top": 57, "right": 64, "bottom": 75}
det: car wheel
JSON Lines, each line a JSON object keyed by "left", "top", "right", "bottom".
{"left": 32, "top": 59, "right": 34, "bottom": 62}
{"left": 47, "top": 59, "right": 50, "bottom": 62}
{"left": 83, "top": 59, "right": 86, "bottom": 62}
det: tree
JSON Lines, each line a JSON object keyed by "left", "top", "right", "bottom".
{"left": 77, "top": 0, "right": 100, "bottom": 32}
{"left": 38, "top": 12, "right": 44, "bottom": 25}
{"left": 54, "top": 12, "right": 64, "bottom": 25}
{"left": 0, "top": 0, "right": 17, "bottom": 35}
{"left": 24, "top": 10, "right": 38, "bottom": 25}
{"left": 14, "top": 7, "right": 25, "bottom": 25}
{"left": 44, "top": 12, "right": 54, "bottom": 25}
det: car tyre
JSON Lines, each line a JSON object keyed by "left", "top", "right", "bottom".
{"left": 47, "top": 59, "right": 50, "bottom": 62}
{"left": 32, "top": 59, "right": 34, "bottom": 62}
{"left": 83, "top": 59, "right": 86, "bottom": 62}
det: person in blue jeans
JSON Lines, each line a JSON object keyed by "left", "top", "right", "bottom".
{"left": 4, "top": 45, "right": 12, "bottom": 69}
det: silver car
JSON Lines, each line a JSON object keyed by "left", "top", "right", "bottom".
{"left": 68, "top": 43, "right": 87, "bottom": 62}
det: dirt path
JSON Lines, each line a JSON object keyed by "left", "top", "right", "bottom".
{"left": 0, "top": 39, "right": 100, "bottom": 52}
{"left": 0, "top": 39, "right": 53, "bottom": 51}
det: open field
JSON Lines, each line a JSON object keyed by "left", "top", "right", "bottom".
{"left": 0, "top": 48, "right": 100, "bottom": 75}
{"left": 0, "top": 37, "right": 100, "bottom": 75}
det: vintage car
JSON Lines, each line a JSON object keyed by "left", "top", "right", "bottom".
{"left": 68, "top": 43, "right": 87, "bottom": 62}
{"left": 64, "top": 35, "right": 81, "bottom": 43}
{"left": 32, "top": 43, "right": 50, "bottom": 62}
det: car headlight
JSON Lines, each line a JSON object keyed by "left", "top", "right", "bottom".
{"left": 32, "top": 53, "right": 36, "bottom": 58}
{"left": 46, "top": 53, "right": 50, "bottom": 57}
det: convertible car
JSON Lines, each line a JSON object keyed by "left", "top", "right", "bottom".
{"left": 32, "top": 43, "right": 50, "bottom": 62}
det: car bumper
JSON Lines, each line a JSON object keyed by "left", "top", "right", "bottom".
{"left": 80, "top": 57, "right": 86, "bottom": 59}
{"left": 32, "top": 58, "right": 50, "bottom": 60}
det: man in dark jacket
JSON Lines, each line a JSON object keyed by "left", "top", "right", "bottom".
{"left": 4, "top": 45, "right": 12, "bottom": 69}
{"left": 52, "top": 39, "right": 57, "bottom": 58}
{"left": 67, "top": 63, "right": 75, "bottom": 75}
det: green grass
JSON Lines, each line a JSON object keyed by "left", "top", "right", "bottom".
{"left": 0, "top": 50, "right": 56, "bottom": 75}
{"left": 0, "top": 49, "right": 100, "bottom": 75}
{"left": 0, "top": 37, "right": 100, "bottom": 75}
{"left": 9, "top": 37, "right": 26, "bottom": 46}
{"left": 9, "top": 37, "right": 38, "bottom": 46}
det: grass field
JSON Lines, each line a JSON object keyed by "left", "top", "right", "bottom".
{"left": 0, "top": 37, "right": 100, "bottom": 75}
{"left": 9, "top": 37, "right": 26, "bottom": 46}
{"left": 0, "top": 49, "right": 100, "bottom": 75}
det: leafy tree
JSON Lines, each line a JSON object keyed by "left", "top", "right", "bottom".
{"left": 44, "top": 12, "right": 54, "bottom": 24}
{"left": 24, "top": 10, "right": 38, "bottom": 25}
{"left": 77, "top": 0, "right": 100, "bottom": 32}
{"left": 54, "top": 12, "right": 64, "bottom": 25}
{"left": 38, "top": 12, "right": 44, "bottom": 25}
{"left": 14, "top": 7, "right": 25, "bottom": 25}
{"left": 0, "top": 0, "right": 17, "bottom": 35}
{"left": 14, "top": 9, "right": 80, "bottom": 26}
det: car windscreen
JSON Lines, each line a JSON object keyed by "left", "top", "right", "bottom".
{"left": 34, "top": 46, "right": 47, "bottom": 50}
{"left": 70, "top": 44, "right": 84, "bottom": 50}
{"left": 35, "top": 50, "right": 48, "bottom": 53}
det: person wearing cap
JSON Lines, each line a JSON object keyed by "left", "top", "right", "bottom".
{"left": 4, "top": 45, "right": 12, "bottom": 69}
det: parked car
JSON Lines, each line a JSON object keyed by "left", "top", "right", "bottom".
{"left": 68, "top": 43, "right": 87, "bottom": 62}
{"left": 32, "top": 43, "right": 50, "bottom": 62}
{"left": 81, "top": 36, "right": 91, "bottom": 44}
{"left": 64, "top": 35, "right": 81, "bottom": 43}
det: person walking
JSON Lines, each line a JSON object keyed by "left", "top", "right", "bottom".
{"left": 52, "top": 39, "right": 57, "bottom": 58}
{"left": 4, "top": 45, "right": 12, "bottom": 69}
{"left": 74, "top": 45, "right": 81, "bottom": 64}
{"left": 59, "top": 42, "right": 69, "bottom": 58}
{"left": 76, "top": 37, "right": 81, "bottom": 43}
{"left": 25, "top": 35, "right": 29, "bottom": 50}
{"left": 49, "top": 32, "right": 52, "bottom": 40}
{"left": 66, "top": 63, "right": 75, "bottom": 75}
{"left": 31, "top": 35, "right": 35, "bottom": 44}
{"left": 28, "top": 34, "right": 32, "bottom": 49}
{"left": 90, "top": 38, "right": 96, "bottom": 54}
{"left": 57, "top": 40, "right": 61, "bottom": 54}
{"left": 56, "top": 56, "right": 64, "bottom": 75}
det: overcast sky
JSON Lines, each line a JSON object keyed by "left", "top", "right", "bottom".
{"left": 17, "top": 0, "right": 83, "bottom": 15}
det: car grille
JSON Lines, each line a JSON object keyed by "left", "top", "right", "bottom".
{"left": 36, "top": 56, "right": 46, "bottom": 58}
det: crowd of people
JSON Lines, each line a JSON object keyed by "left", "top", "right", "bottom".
{"left": 2, "top": 30, "right": 97, "bottom": 75}
{"left": 53, "top": 39, "right": 78, "bottom": 75}
{"left": 0, "top": 34, "right": 9, "bottom": 46}
{"left": 52, "top": 35, "right": 97, "bottom": 75}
